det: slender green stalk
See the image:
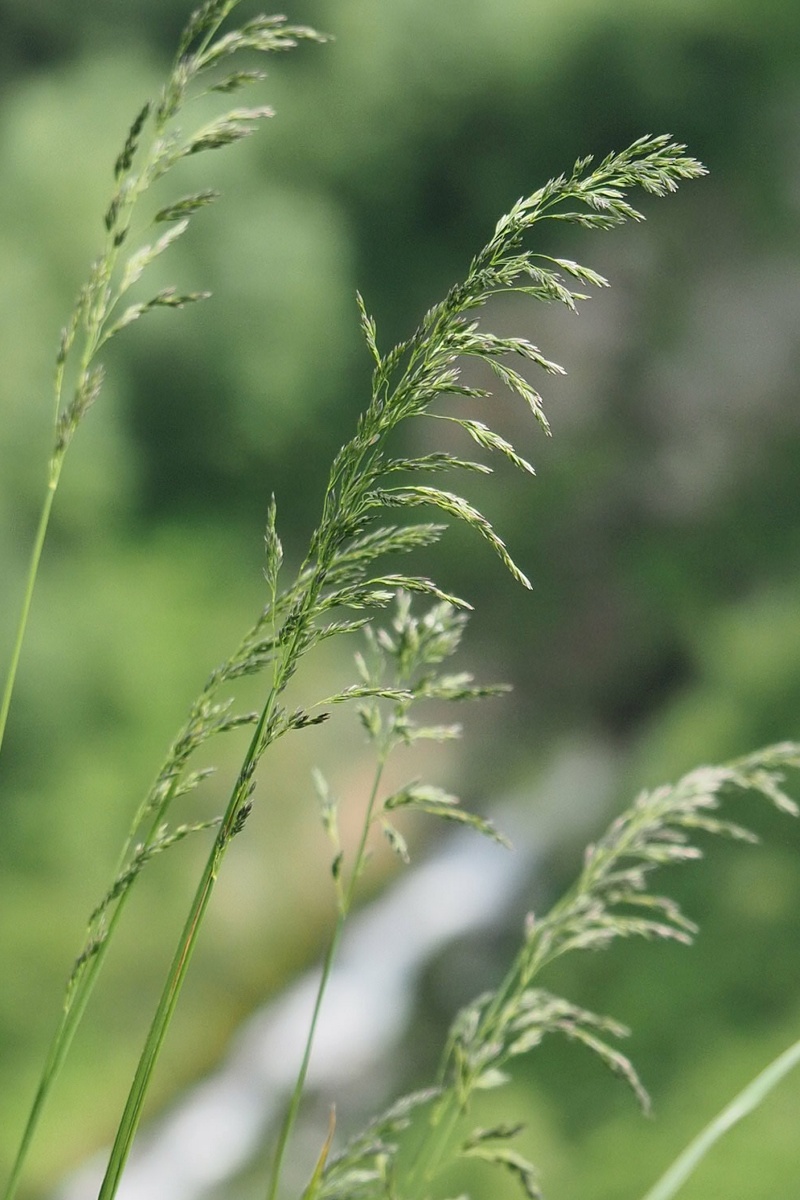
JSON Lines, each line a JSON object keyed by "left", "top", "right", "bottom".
{"left": 640, "top": 1036, "right": 800, "bottom": 1200}
{"left": 2, "top": 886, "right": 113, "bottom": 1200}
{"left": 267, "top": 753, "right": 389, "bottom": 1200}
{"left": 1, "top": 764, "right": 190, "bottom": 1200}
{"left": 0, "top": 475, "right": 58, "bottom": 758}
{"left": 2, "top": 74, "right": 149, "bottom": 765}
{"left": 97, "top": 690, "right": 281, "bottom": 1199}
{"left": 97, "top": 551, "right": 334, "bottom": 1197}
{"left": 268, "top": 921, "right": 348, "bottom": 1200}
{"left": 97, "top": 849, "right": 222, "bottom": 1199}
{"left": 403, "top": 1090, "right": 462, "bottom": 1200}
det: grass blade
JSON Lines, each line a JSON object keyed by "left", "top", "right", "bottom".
{"left": 640, "top": 1037, "right": 800, "bottom": 1200}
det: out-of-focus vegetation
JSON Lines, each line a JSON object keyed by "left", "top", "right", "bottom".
{"left": 1, "top": 1, "right": 799, "bottom": 1197}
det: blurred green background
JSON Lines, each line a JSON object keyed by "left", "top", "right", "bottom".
{"left": 1, "top": 0, "right": 800, "bottom": 1197}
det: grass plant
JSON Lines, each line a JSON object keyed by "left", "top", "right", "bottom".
{"left": 1, "top": 3, "right": 798, "bottom": 1199}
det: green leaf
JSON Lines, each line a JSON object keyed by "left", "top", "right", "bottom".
{"left": 386, "top": 451, "right": 493, "bottom": 477}
{"left": 208, "top": 69, "right": 268, "bottom": 94}
{"left": 321, "top": 685, "right": 413, "bottom": 706}
{"left": 319, "top": 584, "right": 395, "bottom": 612}
{"left": 416, "top": 678, "right": 510, "bottom": 703}
{"left": 369, "top": 574, "right": 472, "bottom": 610}
{"left": 485, "top": 360, "right": 553, "bottom": 432}
{"left": 114, "top": 102, "right": 150, "bottom": 180}
{"left": 545, "top": 256, "right": 609, "bottom": 288}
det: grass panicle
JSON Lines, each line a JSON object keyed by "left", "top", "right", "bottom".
{"left": 0, "top": 0, "right": 329, "bottom": 763}
{"left": 321, "top": 744, "right": 799, "bottom": 1200}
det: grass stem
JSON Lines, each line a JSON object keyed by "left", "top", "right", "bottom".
{"left": 266, "top": 753, "right": 389, "bottom": 1200}
{"left": 640, "top": 1037, "right": 800, "bottom": 1200}
{"left": 0, "top": 472, "right": 59, "bottom": 760}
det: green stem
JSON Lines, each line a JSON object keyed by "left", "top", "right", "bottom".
{"left": 640, "top": 1037, "right": 800, "bottom": 1200}
{"left": 97, "top": 848, "right": 220, "bottom": 1199}
{"left": 408, "top": 1094, "right": 461, "bottom": 1200}
{"left": 2, "top": 759, "right": 191, "bottom": 1200}
{"left": 266, "top": 753, "right": 389, "bottom": 1200}
{"left": 3, "top": 893, "right": 124, "bottom": 1200}
{"left": 94, "top": 561, "right": 328, "bottom": 1200}
{"left": 96, "top": 686, "right": 280, "bottom": 1200}
{"left": 0, "top": 468, "right": 59, "bottom": 760}
{"left": 0, "top": 37, "right": 159, "bottom": 766}
{"left": 266, "top": 913, "right": 346, "bottom": 1200}
{"left": 93, "top": 403, "right": 356, "bottom": 1197}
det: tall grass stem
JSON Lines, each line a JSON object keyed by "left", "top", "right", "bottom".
{"left": 0, "top": 476, "right": 59, "bottom": 758}
{"left": 640, "top": 1036, "right": 800, "bottom": 1200}
{"left": 266, "top": 752, "right": 390, "bottom": 1200}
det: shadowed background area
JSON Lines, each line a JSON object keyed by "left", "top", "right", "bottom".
{"left": 1, "top": 0, "right": 799, "bottom": 1197}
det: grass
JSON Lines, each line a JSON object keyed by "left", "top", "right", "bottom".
{"left": 1, "top": 3, "right": 798, "bottom": 1199}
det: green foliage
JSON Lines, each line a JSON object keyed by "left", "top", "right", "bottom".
{"left": 1, "top": 4, "right": 798, "bottom": 1200}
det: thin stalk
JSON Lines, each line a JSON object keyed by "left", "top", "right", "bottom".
{"left": 97, "top": 728, "right": 270, "bottom": 1198}
{"left": 3, "top": 891, "right": 125, "bottom": 1200}
{"left": 0, "top": 0, "right": 234, "bottom": 766}
{"left": 7, "top": 553, "right": 299, "bottom": 1200}
{"left": 404, "top": 1090, "right": 461, "bottom": 1200}
{"left": 1, "top": 80, "right": 154, "bottom": 763}
{"left": 95, "top": 574, "right": 323, "bottom": 1200}
{"left": 2, "top": 763, "right": 189, "bottom": 1200}
{"left": 0, "top": 470, "right": 59, "bottom": 759}
{"left": 266, "top": 753, "right": 389, "bottom": 1200}
{"left": 266, "top": 912, "right": 346, "bottom": 1200}
{"left": 640, "top": 1037, "right": 800, "bottom": 1200}
{"left": 98, "top": 850, "right": 221, "bottom": 1199}
{"left": 85, "top": 385, "right": 360, "bottom": 1197}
